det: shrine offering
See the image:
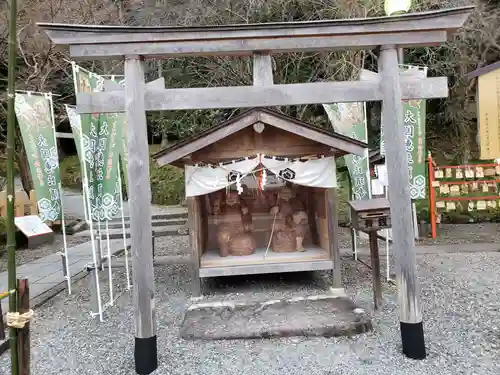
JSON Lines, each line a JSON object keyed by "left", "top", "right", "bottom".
{"left": 428, "top": 155, "right": 500, "bottom": 239}
{"left": 465, "top": 169, "right": 475, "bottom": 178}
{"left": 477, "top": 200, "right": 487, "bottom": 210}
{"left": 449, "top": 185, "right": 460, "bottom": 196}
{"left": 435, "top": 169, "right": 444, "bottom": 179}
{"left": 439, "top": 184, "right": 450, "bottom": 195}
{"left": 476, "top": 167, "right": 484, "bottom": 178}
{"left": 216, "top": 192, "right": 256, "bottom": 257}
{"left": 484, "top": 168, "right": 496, "bottom": 177}
{"left": 269, "top": 187, "right": 309, "bottom": 253}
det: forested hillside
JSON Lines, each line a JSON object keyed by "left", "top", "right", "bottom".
{"left": 0, "top": 0, "right": 499, "bottom": 198}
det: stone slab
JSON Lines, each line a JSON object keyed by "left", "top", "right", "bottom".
{"left": 180, "top": 295, "right": 372, "bottom": 340}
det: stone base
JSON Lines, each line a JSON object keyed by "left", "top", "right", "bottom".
{"left": 180, "top": 294, "right": 372, "bottom": 340}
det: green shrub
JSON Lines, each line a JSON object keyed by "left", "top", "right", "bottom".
{"left": 60, "top": 155, "right": 82, "bottom": 190}
{"left": 58, "top": 147, "right": 185, "bottom": 206}
{"left": 150, "top": 163, "right": 185, "bottom": 206}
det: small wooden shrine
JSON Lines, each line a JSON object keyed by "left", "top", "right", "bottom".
{"left": 153, "top": 108, "right": 367, "bottom": 294}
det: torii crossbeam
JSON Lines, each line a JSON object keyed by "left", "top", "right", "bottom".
{"left": 38, "top": 6, "right": 474, "bottom": 374}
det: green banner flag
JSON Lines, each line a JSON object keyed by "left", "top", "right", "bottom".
{"left": 65, "top": 105, "right": 85, "bottom": 178}
{"left": 14, "top": 93, "right": 62, "bottom": 222}
{"left": 380, "top": 66, "right": 427, "bottom": 200}
{"left": 323, "top": 102, "right": 371, "bottom": 200}
{"left": 72, "top": 66, "right": 123, "bottom": 221}
{"left": 403, "top": 98, "right": 427, "bottom": 200}
{"left": 96, "top": 113, "right": 122, "bottom": 220}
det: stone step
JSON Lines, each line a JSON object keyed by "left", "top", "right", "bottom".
{"left": 76, "top": 223, "right": 189, "bottom": 239}
{"left": 105, "top": 219, "right": 186, "bottom": 230}
{"left": 108, "top": 212, "right": 187, "bottom": 223}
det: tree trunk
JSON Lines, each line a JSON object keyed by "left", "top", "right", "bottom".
{"left": 158, "top": 60, "right": 169, "bottom": 148}
{"left": 160, "top": 129, "right": 168, "bottom": 147}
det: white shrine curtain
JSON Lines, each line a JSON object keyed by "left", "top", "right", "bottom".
{"left": 261, "top": 155, "right": 337, "bottom": 189}
{"left": 184, "top": 154, "right": 337, "bottom": 197}
{"left": 185, "top": 157, "right": 260, "bottom": 197}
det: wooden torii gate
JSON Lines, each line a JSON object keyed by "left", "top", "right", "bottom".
{"left": 38, "top": 6, "right": 473, "bottom": 374}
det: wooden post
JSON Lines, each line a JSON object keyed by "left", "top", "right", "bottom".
{"left": 253, "top": 54, "right": 274, "bottom": 86}
{"left": 346, "top": 174, "right": 358, "bottom": 260}
{"left": 187, "top": 197, "right": 201, "bottom": 297}
{"left": 379, "top": 45, "right": 426, "bottom": 359}
{"left": 28, "top": 191, "right": 37, "bottom": 215}
{"left": 427, "top": 153, "right": 437, "bottom": 239}
{"left": 0, "top": 303, "right": 4, "bottom": 341}
{"left": 17, "top": 278, "right": 30, "bottom": 375}
{"left": 368, "top": 232, "right": 382, "bottom": 310}
{"left": 326, "top": 188, "right": 342, "bottom": 289}
{"left": 124, "top": 55, "right": 157, "bottom": 375}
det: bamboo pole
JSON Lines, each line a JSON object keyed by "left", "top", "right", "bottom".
{"left": 6, "top": 0, "right": 19, "bottom": 373}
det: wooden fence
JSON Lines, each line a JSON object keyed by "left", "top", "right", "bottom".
{"left": 0, "top": 190, "right": 38, "bottom": 218}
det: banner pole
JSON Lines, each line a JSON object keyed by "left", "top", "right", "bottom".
{"left": 72, "top": 63, "right": 103, "bottom": 321}
{"left": 59, "top": 181, "right": 71, "bottom": 293}
{"left": 385, "top": 187, "right": 391, "bottom": 282}
{"left": 117, "top": 160, "right": 131, "bottom": 290}
{"left": 105, "top": 219, "right": 114, "bottom": 305}
{"left": 71, "top": 62, "right": 89, "bottom": 226}
{"left": 48, "top": 92, "right": 71, "bottom": 294}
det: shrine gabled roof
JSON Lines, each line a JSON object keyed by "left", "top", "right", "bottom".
{"left": 152, "top": 108, "right": 368, "bottom": 166}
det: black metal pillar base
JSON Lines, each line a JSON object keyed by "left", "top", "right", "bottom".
{"left": 135, "top": 336, "right": 158, "bottom": 374}
{"left": 400, "top": 321, "right": 426, "bottom": 360}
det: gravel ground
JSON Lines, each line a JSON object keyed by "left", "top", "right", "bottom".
{"left": 338, "top": 223, "right": 500, "bottom": 250}
{"left": 1, "top": 234, "right": 500, "bottom": 375}
{"left": 0, "top": 233, "right": 90, "bottom": 273}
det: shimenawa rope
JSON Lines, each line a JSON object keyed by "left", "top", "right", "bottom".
{"left": 6, "top": 310, "right": 34, "bottom": 329}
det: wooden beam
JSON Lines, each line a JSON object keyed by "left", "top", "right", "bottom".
{"left": 379, "top": 45, "right": 425, "bottom": 359}
{"left": 103, "top": 255, "right": 191, "bottom": 267}
{"left": 103, "top": 77, "right": 165, "bottom": 91}
{"left": 38, "top": 7, "right": 472, "bottom": 46}
{"left": 68, "top": 31, "right": 448, "bottom": 60}
{"left": 253, "top": 54, "right": 274, "bottom": 86}
{"left": 76, "top": 77, "right": 448, "bottom": 114}
{"left": 56, "top": 132, "right": 74, "bottom": 139}
{"left": 124, "top": 56, "right": 157, "bottom": 374}
{"left": 38, "top": 8, "right": 474, "bottom": 60}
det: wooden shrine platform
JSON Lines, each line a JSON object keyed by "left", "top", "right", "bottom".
{"left": 199, "top": 247, "right": 332, "bottom": 278}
